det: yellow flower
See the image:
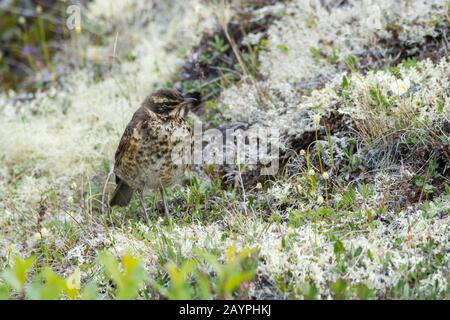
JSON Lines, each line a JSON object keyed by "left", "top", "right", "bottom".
{"left": 75, "top": 25, "right": 82, "bottom": 34}
{"left": 36, "top": 5, "right": 43, "bottom": 14}
{"left": 18, "top": 16, "right": 26, "bottom": 25}
{"left": 300, "top": 149, "right": 306, "bottom": 156}
{"left": 34, "top": 232, "right": 42, "bottom": 241}
{"left": 256, "top": 182, "right": 262, "bottom": 190}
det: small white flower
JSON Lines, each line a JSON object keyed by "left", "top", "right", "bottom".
{"left": 313, "top": 114, "right": 321, "bottom": 126}
{"left": 138, "top": 223, "right": 149, "bottom": 234}
{"left": 308, "top": 169, "right": 315, "bottom": 176}
{"left": 322, "top": 172, "right": 329, "bottom": 180}
{"left": 287, "top": 226, "right": 295, "bottom": 236}
{"left": 300, "top": 149, "right": 306, "bottom": 156}
{"left": 390, "top": 77, "right": 410, "bottom": 96}
{"left": 256, "top": 182, "right": 263, "bottom": 190}
{"left": 317, "top": 196, "right": 324, "bottom": 205}
{"left": 40, "top": 227, "right": 49, "bottom": 237}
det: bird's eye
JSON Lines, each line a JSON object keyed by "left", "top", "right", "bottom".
{"left": 163, "top": 100, "right": 179, "bottom": 107}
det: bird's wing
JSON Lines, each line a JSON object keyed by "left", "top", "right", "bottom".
{"left": 114, "top": 107, "right": 154, "bottom": 171}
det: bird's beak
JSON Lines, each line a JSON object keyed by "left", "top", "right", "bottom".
{"left": 182, "top": 97, "right": 197, "bottom": 104}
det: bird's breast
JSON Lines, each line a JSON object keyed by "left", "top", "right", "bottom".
{"left": 116, "top": 117, "right": 192, "bottom": 191}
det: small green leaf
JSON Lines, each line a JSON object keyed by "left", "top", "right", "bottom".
{"left": 333, "top": 239, "right": 345, "bottom": 256}
{"left": 276, "top": 44, "right": 289, "bottom": 53}
{"left": 81, "top": 282, "right": 98, "bottom": 300}
{"left": 223, "top": 271, "right": 253, "bottom": 294}
{"left": 98, "top": 251, "right": 123, "bottom": 287}
{"left": 2, "top": 255, "right": 35, "bottom": 293}
{"left": 98, "top": 251, "right": 145, "bottom": 300}
{"left": 341, "top": 75, "right": 350, "bottom": 89}
{"left": 367, "top": 250, "right": 374, "bottom": 261}
{"left": 356, "top": 284, "right": 374, "bottom": 299}
{"left": 205, "top": 100, "right": 218, "bottom": 109}
{"left": 345, "top": 55, "right": 357, "bottom": 69}
{"left": 437, "top": 101, "right": 444, "bottom": 113}
{"left": 354, "top": 246, "right": 363, "bottom": 257}
{"left": 0, "top": 284, "right": 10, "bottom": 300}
{"left": 330, "top": 279, "right": 348, "bottom": 299}
{"left": 195, "top": 272, "right": 212, "bottom": 300}
{"left": 281, "top": 236, "right": 286, "bottom": 249}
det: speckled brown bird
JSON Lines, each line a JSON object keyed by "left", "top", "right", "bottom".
{"left": 109, "top": 89, "right": 194, "bottom": 220}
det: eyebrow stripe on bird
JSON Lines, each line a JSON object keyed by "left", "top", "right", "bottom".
{"left": 152, "top": 96, "right": 169, "bottom": 104}
{"left": 152, "top": 97, "right": 180, "bottom": 106}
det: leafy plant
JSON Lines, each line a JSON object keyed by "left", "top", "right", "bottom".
{"left": 27, "top": 268, "right": 78, "bottom": 300}
{"left": 198, "top": 246, "right": 257, "bottom": 299}
{"left": 1, "top": 255, "right": 86, "bottom": 300}
{"left": 154, "top": 246, "right": 258, "bottom": 300}
{"left": 0, "top": 247, "right": 257, "bottom": 300}
{"left": 155, "top": 260, "right": 197, "bottom": 299}
{"left": 2, "top": 255, "right": 36, "bottom": 297}
{"left": 98, "top": 251, "right": 146, "bottom": 300}
{"left": 208, "top": 35, "right": 230, "bottom": 54}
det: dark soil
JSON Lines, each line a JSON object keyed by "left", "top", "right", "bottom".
{"left": 173, "top": 0, "right": 283, "bottom": 116}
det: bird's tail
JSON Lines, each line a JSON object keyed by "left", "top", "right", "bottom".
{"left": 109, "top": 180, "right": 134, "bottom": 207}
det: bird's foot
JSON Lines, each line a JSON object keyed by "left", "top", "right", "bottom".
{"left": 159, "top": 187, "right": 170, "bottom": 219}
{"left": 138, "top": 192, "right": 150, "bottom": 223}
{"left": 142, "top": 206, "right": 149, "bottom": 223}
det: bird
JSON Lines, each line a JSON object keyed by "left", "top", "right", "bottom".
{"left": 109, "top": 89, "right": 195, "bottom": 221}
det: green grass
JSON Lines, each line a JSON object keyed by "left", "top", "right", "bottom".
{"left": 1, "top": 0, "right": 450, "bottom": 301}
{"left": 0, "top": 246, "right": 257, "bottom": 300}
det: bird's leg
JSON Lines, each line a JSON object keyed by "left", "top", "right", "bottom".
{"left": 159, "top": 186, "right": 170, "bottom": 218}
{"left": 139, "top": 191, "right": 149, "bottom": 223}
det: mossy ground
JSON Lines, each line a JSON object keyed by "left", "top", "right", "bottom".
{"left": 0, "top": 0, "right": 449, "bottom": 299}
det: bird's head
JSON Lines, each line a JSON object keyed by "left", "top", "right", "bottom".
{"left": 144, "top": 89, "right": 196, "bottom": 117}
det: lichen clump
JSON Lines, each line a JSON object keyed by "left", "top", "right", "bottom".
{"left": 0, "top": 0, "right": 449, "bottom": 299}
